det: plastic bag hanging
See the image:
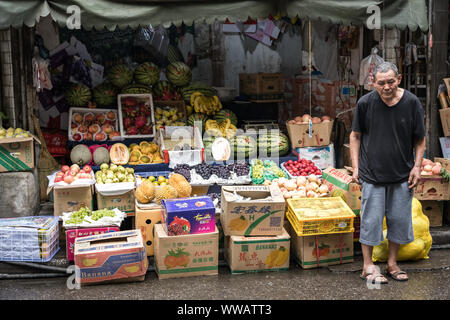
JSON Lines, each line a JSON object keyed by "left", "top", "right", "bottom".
{"left": 358, "top": 47, "right": 384, "bottom": 90}
{"left": 32, "top": 47, "right": 52, "bottom": 92}
{"left": 134, "top": 24, "right": 169, "bottom": 68}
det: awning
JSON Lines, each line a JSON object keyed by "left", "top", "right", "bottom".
{"left": 0, "top": 0, "right": 428, "bottom": 31}
{"left": 285, "top": 0, "right": 429, "bottom": 32}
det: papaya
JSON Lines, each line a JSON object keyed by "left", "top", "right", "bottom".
{"left": 109, "top": 143, "right": 130, "bottom": 165}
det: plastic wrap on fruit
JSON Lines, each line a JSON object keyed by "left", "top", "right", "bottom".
{"left": 372, "top": 198, "right": 432, "bottom": 262}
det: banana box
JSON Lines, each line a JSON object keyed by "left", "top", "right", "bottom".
{"left": 154, "top": 223, "right": 219, "bottom": 280}
{"left": 224, "top": 227, "right": 290, "bottom": 274}
{"left": 220, "top": 185, "right": 286, "bottom": 236}
{"left": 74, "top": 229, "right": 147, "bottom": 285}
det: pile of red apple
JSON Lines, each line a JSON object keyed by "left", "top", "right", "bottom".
{"left": 121, "top": 97, "right": 154, "bottom": 136}
{"left": 287, "top": 114, "right": 332, "bottom": 125}
{"left": 54, "top": 164, "right": 93, "bottom": 184}
{"left": 71, "top": 110, "right": 120, "bottom": 142}
{"left": 283, "top": 159, "right": 322, "bottom": 177}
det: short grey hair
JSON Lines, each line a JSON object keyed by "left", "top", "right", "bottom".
{"left": 373, "top": 62, "right": 399, "bottom": 79}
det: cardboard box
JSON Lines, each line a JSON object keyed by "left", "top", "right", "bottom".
{"left": 65, "top": 226, "right": 120, "bottom": 261}
{"left": 161, "top": 196, "right": 216, "bottom": 236}
{"left": 435, "top": 157, "right": 450, "bottom": 171}
{"left": 220, "top": 185, "right": 286, "bottom": 236}
{"left": 440, "top": 108, "right": 450, "bottom": 137}
{"left": 294, "top": 143, "right": 335, "bottom": 169}
{"left": 420, "top": 200, "right": 444, "bottom": 227}
{"left": 96, "top": 190, "right": 135, "bottom": 217}
{"left": 225, "top": 227, "right": 290, "bottom": 274}
{"left": 287, "top": 224, "right": 354, "bottom": 269}
{"left": 154, "top": 223, "right": 219, "bottom": 279}
{"left": 0, "top": 136, "right": 40, "bottom": 173}
{"left": 286, "top": 120, "right": 334, "bottom": 148}
{"left": 239, "top": 73, "right": 283, "bottom": 101}
{"left": 74, "top": 229, "right": 147, "bottom": 285}
{"left": 52, "top": 184, "right": 94, "bottom": 217}
{"left": 135, "top": 204, "right": 162, "bottom": 256}
{"left": 321, "top": 167, "right": 362, "bottom": 215}
{"left": 414, "top": 176, "right": 450, "bottom": 201}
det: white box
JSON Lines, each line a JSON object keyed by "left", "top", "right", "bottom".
{"left": 118, "top": 94, "right": 156, "bottom": 139}
{"left": 294, "top": 143, "right": 335, "bottom": 169}
{"left": 440, "top": 137, "right": 450, "bottom": 158}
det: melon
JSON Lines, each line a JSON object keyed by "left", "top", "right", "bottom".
{"left": 213, "top": 109, "right": 238, "bottom": 127}
{"left": 152, "top": 80, "right": 173, "bottom": 98}
{"left": 109, "top": 143, "right": 130, "bottom": 165}
{"left": 70, "top": 144, "right": 92, "bottom": 166}
{"left": 107, "top": 64, "right": 134, "bottom": 88}
{"left": 257, "top": 132, "right": 290, "bottom": 157}
{"left": 65, "top": 84, "right": 92, "bottom": 107}
{"left": 230, "top": 135, "right": 257, "bottom": 159}
{"left": 166, "top": 62, "right": 192, "bottom": 87}
{"left": 120, "top": 84, "right": 152, "bottom": 94}
{"left": 134, "top": 62, "right": 160, "bottom": 86}
{"left": 93, "top": 147, "right": 110, "bottom": 166}
{"left": 187, "top": 113, "right": 209, "bottom": 130}
{"left": 92, "top": 83, "right": 117, "bottom": 107}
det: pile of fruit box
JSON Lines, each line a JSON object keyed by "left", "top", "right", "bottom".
{"left": 321, "top": 167, "right": 362, "bottom": 242}
{"left": 220, "top": 185, "right": 290, "bottom": 274}
{"left": 413, "top": 158, "right": 450, "bottom": 227}
{"left": 285, "top": 194, "right": 356, "bottom": 269}
{"left": 74, "top": 229, "right": 147, "bottom": 285}
{"left": 154, "top": 196, "right": 219, "bottom": 279}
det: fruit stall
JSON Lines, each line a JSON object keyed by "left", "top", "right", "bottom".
{"left": 0, "top": 0, "right": 444, "bottom": 287}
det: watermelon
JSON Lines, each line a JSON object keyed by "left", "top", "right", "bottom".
{"left": 134, "top": 62, "right": 160, "bottom": 86}
{"left": 180, "top": 82, "right": 217, "bottom": 103}
{"left": 107, "top": 64, "right": 134, "bottom": 88}
{"left": 166, "top": 62, "right": 192, "bottom": 87}
{"left": 213, "top": 109, "right": 238, "bottom": 127}
{"left": 187, "top": 113, "right": 209, "bottom": 131}
{"left": 92, "top": 82, "right": 117, "bottom": 106}
{"left": 257, "top": 132, "right": 290, "bottom": 157}
{"left": 120, "top": 84, "right": 152, "bottom": 94}
{"left": 65, "top": 83, "right": 92, "bottom": 107}
{"left": 152, "top": 80, "right": 174, "bottom": 97}
{"left": 230, "top": 135, "right": 257, "bottom": 159}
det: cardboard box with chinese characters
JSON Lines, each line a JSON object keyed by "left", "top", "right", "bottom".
{"left": 154, "top": 223, "right": 219, "bottom": 279}
{"left": 294, "top": 143, "right": 335, "bottom": 169}
{"left": 287, "top": 223, "right": 353, "bottom": 269}
{"left": 96, "top": 189, "right": 135, "bottom": 217}
{"left": 0, "top": 135, "right": 40, "bottom": 173}
{"left": 220, "top": 185, "right": 286, "bottom": 236}
{"left": 74, "top": 229, "right": 147, "bottom": 285}
{"left": 135, "top": 203, "right": 162, "bottom": 256}
{"left": 420, "top": 200, "right": 444, "bottom": 227}
{"left": 225, "top": 227, "right": 290, "bottom": 274}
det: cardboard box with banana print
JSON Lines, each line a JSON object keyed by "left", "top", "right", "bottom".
{"left": 220, "top": 185, "right": 286, "bottom": 236}
{"left": 225, "top": 227, "right": 291, "bottom": 274}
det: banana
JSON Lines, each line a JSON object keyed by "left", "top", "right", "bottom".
{"left": 190, "top": 91, "right": 204, "bottom": 107}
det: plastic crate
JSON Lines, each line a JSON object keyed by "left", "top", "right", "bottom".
{"left": 0, "top": 216, "right": 60, "bottom": 262}
{"left": 286, "top": 197, "right": 355, "bottom": 236}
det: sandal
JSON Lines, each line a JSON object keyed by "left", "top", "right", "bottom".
{"left": 386, "top": 269, "right": 409, "bottom": 281}
{"left": 360, "top": 271, "right": 388, "bottom": 284}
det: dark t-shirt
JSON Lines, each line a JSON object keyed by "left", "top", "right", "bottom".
{"left": 351, "top": 89, "right": 425, "bottom": 184}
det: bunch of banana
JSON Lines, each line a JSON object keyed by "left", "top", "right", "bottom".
{"left": 264, "top": 247, "right": 290, "bottom": 268}
{"left": 228, "top": 216, "right": 248, "bottom": 231}
{"left": 191, "top": 91, "right": 222, "bottom": 115}
{"left": 205, "top": 118, "right": 237, "bottom": 139}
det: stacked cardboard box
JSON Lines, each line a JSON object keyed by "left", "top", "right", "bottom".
{"left": 220, "top": 185, "right": 290, "bottom": 274}
{"left": 154, "top": 196, "right": 219, "bottom": 279}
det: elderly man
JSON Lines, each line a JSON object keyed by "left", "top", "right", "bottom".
{"left": 350, "top": 62, "right": 426, "bottom": 284}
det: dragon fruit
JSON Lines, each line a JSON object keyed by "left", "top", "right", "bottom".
{"left": 138, "top": 104, "right": 151, "bottom": 116}
{"left": 126, "top": 126, "right": 139, "bottom": 135}
{"left": 135, "top": 115, "right": 147, "bottom": 129}
{"left": 123, "top": 117, "right": 133, "bottom": 129}
{"left": 123, "top": 106, "right": 136, "bottom": 118}
{"left": 140, "top": 125, "right": 153, "bottom": 135}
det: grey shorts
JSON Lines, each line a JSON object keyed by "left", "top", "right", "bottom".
{"left": 359, "top": 180, "right": 414, "bottom": 246}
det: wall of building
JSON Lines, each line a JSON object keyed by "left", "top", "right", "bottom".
{"left": 0, "top": 29, "right": 16, "bottom": 127}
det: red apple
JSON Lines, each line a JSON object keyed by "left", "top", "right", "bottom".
{"left": 73, "top": 133, "right": 82, "bottom": 141}
{"left": 54, "top": 176, "right": 63, "bottom": 183}
{"left": 70, "top": 164, "right": 80, "bottom": 172}
{"left": 96, "top": 113, "right": 106, "bottom": 124}
{"left": 61, "top": 165, "right": 70, "bottom": 173}
{"left": 82, "top": 165, "right": 92, "bottom": 173}
{"left": 63, "top": 175, "right": 74, "bottom": 184}
{"left": 106, "top": 111, "right": 116, "bottom": 121}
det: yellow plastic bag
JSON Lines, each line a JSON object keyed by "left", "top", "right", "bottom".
{"left": 372, "top": 198, "right": 432, "bottom": 262}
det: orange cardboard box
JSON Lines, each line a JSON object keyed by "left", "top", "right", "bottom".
{"left": 286, "top": 120, "right": 334, "bottom": 148}
{"left": 0, "top": 135, "right": 40, "bottom": 173}
{"left": 135, "top": 202, "right": 162, "bottom": 256}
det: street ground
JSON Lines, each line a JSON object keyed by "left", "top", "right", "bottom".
{"left": 1, "top": 249, "right": 449, "bottom": 301}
